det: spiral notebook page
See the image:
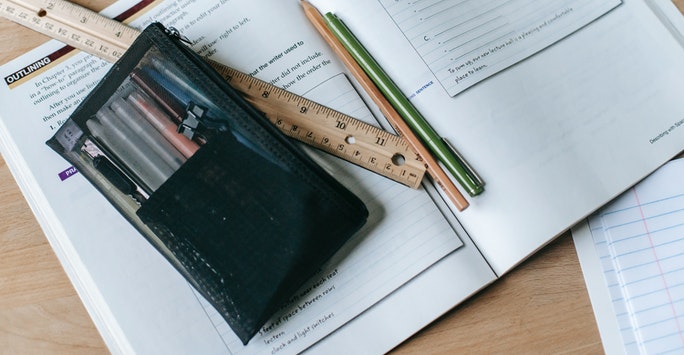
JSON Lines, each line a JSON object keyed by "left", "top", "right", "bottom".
{"left": 599, "top": 159, "right": 684, "bottom": 354}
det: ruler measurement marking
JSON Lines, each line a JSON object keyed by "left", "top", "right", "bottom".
{"left": 1, "top": 0, "right": 425, "bottom": 188}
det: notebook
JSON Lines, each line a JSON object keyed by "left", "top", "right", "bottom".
{"left": 574, "top": 158, "right": 684, "bottom": 354}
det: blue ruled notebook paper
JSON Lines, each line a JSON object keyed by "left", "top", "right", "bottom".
{"left": 596, "top": 158, "right": 684, "bottom": 354}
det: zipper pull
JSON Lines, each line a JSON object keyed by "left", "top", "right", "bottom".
{"left": 165, "top": 27, "right": 192, "bottom": 45}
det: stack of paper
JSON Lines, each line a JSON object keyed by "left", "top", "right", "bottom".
{"left": 574, "top": 159, "right": 684, "bottom": 354}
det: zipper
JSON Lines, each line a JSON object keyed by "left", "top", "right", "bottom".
{"left": 164, "top": 26, "right": 192, "bottom": 45}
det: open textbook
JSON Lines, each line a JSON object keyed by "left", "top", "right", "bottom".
{"left": 1, "top": 0, "right": 684, "bottom": 353}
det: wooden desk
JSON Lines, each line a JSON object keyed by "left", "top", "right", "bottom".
{"left": 1, "top": 1, "right": 682, "bottom": 353}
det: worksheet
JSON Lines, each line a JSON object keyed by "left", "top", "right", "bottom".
{"left": 377, "top": 0, "right": 622, "bottom": 95}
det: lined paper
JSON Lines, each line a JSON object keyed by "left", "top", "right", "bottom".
{"left": 596, "top": 159, "right": 684, "bottom": 354}
{"left": 583, "top": 214, "right": 641, "bottom": 353}
{"left": 377, "top": 0, "right": 622, "bottom": 95}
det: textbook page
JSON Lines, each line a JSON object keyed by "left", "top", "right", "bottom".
{"left": 310, "top": 0, "right": 684, "bottom": 275}
{"left": 0, "top": 0, "right": 496, "bottom": 354}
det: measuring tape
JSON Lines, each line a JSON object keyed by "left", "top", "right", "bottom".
{"left": 0, "top": 0, "right": 426, "bottom": 188}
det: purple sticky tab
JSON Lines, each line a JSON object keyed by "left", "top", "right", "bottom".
{"left": 59, "top": 166, "right": 79, "bottom": 181}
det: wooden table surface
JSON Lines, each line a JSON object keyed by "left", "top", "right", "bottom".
{"left": 1, "top": 1, "right": 683, "bottom": 353}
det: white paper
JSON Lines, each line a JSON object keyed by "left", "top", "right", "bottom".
{"left": 376, "top": 0, "right": 622, "bottom": 96}
{"left": 600, "top": 160, "right": 684, "bottom": 354}
{"left": 310, "top": 0, "right": 684, "bottom": 275}
{"left": 573, "top": 219, "right": 638, "bottom": 354}
{"left": 574, "top": 159, "right": 684, "bottom": 354}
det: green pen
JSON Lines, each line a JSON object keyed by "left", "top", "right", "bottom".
{"left": 322, "top": 12, "right": 484, "bottom": 197}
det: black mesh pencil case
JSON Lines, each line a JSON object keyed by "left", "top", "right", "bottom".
{"left": 46, "top": 22, "right": 368, "bottom": 344}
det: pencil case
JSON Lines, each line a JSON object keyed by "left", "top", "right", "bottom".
{"left": 46, "top": 22, "right": 368, "bottom": 344}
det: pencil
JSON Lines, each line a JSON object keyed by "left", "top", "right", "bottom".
{"left": 301, "top": 0, "right": 471, "bottom": 211}
{"left": 322, "top": 10, "right": 485, "bottom": 198}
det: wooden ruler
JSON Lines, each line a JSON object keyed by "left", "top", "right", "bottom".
{"left": 0, "top": 0, "right": 426, "bottom": 188}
